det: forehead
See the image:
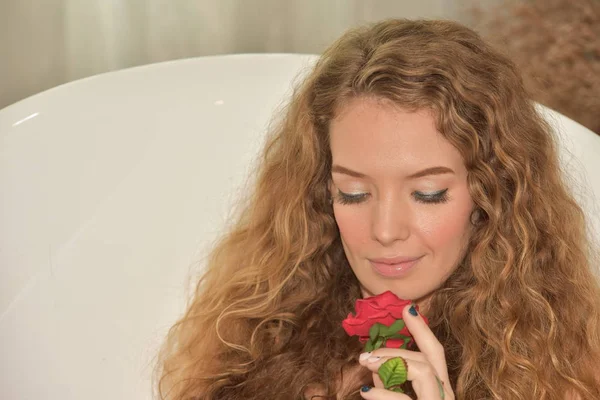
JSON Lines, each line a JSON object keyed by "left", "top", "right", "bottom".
{"left": 329, "top": 97, "right": 465, "bottom": 174}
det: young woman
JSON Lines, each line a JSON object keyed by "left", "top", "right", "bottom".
{"left": 156, "top": 19, "right": 600, "bottom": 399}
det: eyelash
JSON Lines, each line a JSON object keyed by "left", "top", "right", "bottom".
{"left": 334, "top": 189, "right": 449, "bottom": 205}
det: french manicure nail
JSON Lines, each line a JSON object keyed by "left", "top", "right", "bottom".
{"left": 359, "top": 352, "right": 372, "bottom": 361}
{"left": 409, "top": 304, "right": 418, "bottom": 316}
{"left": 367, "top": 356, "right": 381, "bottom": 363}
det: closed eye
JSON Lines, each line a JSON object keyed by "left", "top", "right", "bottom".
{"left": 413, "top": 189, "right": 449, "bottom": 204}
{"left": 334, "top": 189, "right": 449, "bottom": 205}
{"left": 334, "top": 189, "right": 369, "bottom": 205}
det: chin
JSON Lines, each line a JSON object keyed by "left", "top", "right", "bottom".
{"left": 360, "top": 283, "right": 423, "bottom": 301}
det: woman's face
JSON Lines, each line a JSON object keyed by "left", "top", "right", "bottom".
{"left": 329, "top": 96, "right": 474, "bottom": 303}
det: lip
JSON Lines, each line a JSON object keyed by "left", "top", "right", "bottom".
{"left": 369, "top": 255, "right": 423, "bottom": 278}
{"left": 370, "top": 255, "right": 422, "bottom": 264}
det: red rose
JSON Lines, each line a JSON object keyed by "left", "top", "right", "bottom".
{"left": 342, "top": 291, "right": 427, "bottom": 350}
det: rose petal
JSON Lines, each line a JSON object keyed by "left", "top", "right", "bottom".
{"left": 383, "top": 338, "right": 406, "bottom": 348}
{"left": 399, "top": 326, "right": 412, "bottom": 336}
{"left": 369, "top": 310, "right": 391, "bottom": 319}
{"left": 373, "top": 291, "right": 401, "bottom": 308}
{"left": 342, "top": 319, "right": 372, "bottom": 336}
{"left": 342, "top": 291, "right": 430, "bottom": 342}
{"left": 376, "top": 315, "right": 398, "bottom": 327}
{"left": 385, "top": 305, "right": 407, "bottom": 318}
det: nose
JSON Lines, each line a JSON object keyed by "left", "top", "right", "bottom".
{"left": 371, "top": 195, "right": 411, "bottom": 246}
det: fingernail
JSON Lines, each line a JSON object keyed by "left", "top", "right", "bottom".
{"left": 367, "top": 356, "right": 381, "bottom": 363}
{"left": 359, "top": 352, "right": 372, "bottom": 361}
{"left": 409, "top": 305, "right": 418, "bottom": 316}
{"left": 361, "top": 385, "right": 371, "bottom": 392}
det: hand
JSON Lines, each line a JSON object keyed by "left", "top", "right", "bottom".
{"left": 357, "top": 304, "right": 455, "bottom": 399}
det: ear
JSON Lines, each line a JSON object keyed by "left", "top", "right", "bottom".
{"left": 470, "top": 207, "right": 482, "bottom": 225}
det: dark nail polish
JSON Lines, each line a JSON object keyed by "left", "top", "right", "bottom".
{"left": 361, "top": 385, "right": 371, "bottom": 392}
{"left": 409, "top": 305, "right": 418, "bottom": 316}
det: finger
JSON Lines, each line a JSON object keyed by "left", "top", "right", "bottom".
{"left": 360, "top": 355, "right": 429, "bottom": 380}
{"left": 402, "top": 305, "right": 450, "bottom": 383}
{"left": 372, "top": 371, "right": 384, "bottom": 389}
{"left": 359, "top": 349, "right": 427, "bottom": 366}
{"left": 362, "top": 356, "right": 448, "bottom": 400}
{"left": 359, "top": 350, "right": 425, "bottom": 389}
{"left": 359, "top": 386, "right": 411, "bottom": 400}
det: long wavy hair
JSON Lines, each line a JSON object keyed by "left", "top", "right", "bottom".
{"left": 156, "top": 19, "right": 600, "bottom": 399}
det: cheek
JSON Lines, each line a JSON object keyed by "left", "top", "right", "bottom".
{"left": 417, "top": 199, "right": 472, "bottom": 251}
{"left": 333, "top": 207, "right": 371, "bottom": 249}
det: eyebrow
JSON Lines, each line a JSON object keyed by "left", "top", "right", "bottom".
{"left": 331, "top": 165, "right": 455, "bottom": 179}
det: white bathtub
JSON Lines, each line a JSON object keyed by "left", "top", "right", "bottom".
{"left": 1, "top": 54, "right": 599, "bottom": 400}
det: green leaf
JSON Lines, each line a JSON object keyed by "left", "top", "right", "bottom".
{"left": 378, "top": 357, "right": 408, "bottom": 391}
{"left": 387, "top": 319, "right": 406, "bottom": 334}
{"left": 369, "top": 323, "right": 381, "bottom": 342}
{"left": 374, "top": 336, "right": 385, "bottom": 350}
{"left": 364, "top": 340, "right": 374, "bottom": 352}
{"left": 378, "top": 319, "right": 405, "bottom": 337}
{"left": 376, "top": 323, "right": 388, "bottom": 336}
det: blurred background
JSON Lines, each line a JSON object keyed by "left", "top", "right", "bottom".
{"left": 1, "top": 0, "right": 598, "bottom": 133}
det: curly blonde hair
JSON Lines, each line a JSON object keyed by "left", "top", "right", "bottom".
{"left": 156, "top": 19, "right": 600, "bottom": 399}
